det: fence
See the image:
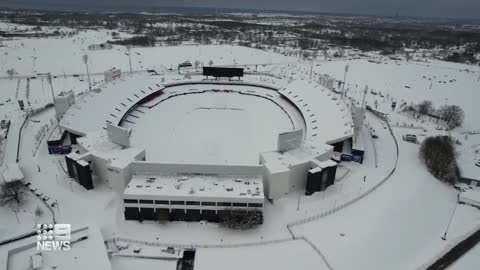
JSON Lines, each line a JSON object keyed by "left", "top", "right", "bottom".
{"left": 15, "top": 115, "right": 29, "bottom": 162}
{"left": 105, "top": 236, "right": 293, "bottom": 249}
{"left": 106, "top": 235, "right": 334, "bottom": 270}
{"left": 288, "top": 116, "right": 399, "bottom": 228}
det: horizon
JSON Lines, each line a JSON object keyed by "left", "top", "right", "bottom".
{"left": 1, "top": 1, "right": 480, "bottom": 22}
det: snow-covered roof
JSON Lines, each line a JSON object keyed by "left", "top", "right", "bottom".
{"left": 30, "top": 254, "right": 43, "bottom": 270}
{"left": 124, "top": 173, "right": 264, "bottom": 201}
{"left": 278, "top": 79, "right": 354, "bottom": 145}
{"left": 60, "top": 73, "right": 164, "bottom": 136}
{"left": 316, "top": 159, "right": 338, "bottom": 169}
{"left": 2, "top": 163, "right": 24, "bottom": 183}
{"left": 457, "top": 152, "right": 480, "bottom": 181}
{"left": 261, "top": 140, "right": 333, "bottom": 170}
{"left": 77, "top": 131, "right": 145, "bottom": 169}
{"left": 460, "top": 190, "right": 480, "bottom": 204}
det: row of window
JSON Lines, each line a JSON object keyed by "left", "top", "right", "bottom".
{"left": 124, "top": 199, "right": 263, "bottom": 208}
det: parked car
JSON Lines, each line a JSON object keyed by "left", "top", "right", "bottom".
{"left": 402, "top": 134, "right": 418, "bottom": 144}
{"left": 475, "top": 162, "right": 480, "bottom": 168}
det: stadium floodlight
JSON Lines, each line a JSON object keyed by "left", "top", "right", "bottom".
{"left": 82, "top": 54, "right": 92, "bottom": 92}
{"left": 341, "top": 64, "right": 349, "bottom": 99}
{"left": 126, "top": 45, "right": 133, "bottom": 73}
{"left": 47, "top": 72, "right": 55, "bottom": 102}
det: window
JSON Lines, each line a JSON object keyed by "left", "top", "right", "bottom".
{"left": 217, "top": 202, "right": 231, "bottom": 207}
{"left": 248, "top": 203, "right": 263, "bottom": 208}
{"left": 170, "top": 201, "right": 185, "bottom": 205}
{"left": 232, "top": 203, "right": 247, "bottom": 207}
{"left": 124, "top": 199, "right": 138, "bottom": 204}
{"left": 155, "top": 200, "right": 169, "bottom": 205}
{"left": 186, "top": 201, "right": 200, "bottom": 206}
{"left": 139, "top": 200, "right": 153, "bottom": 204}
{"left": 202, "top": 202, "right": 215, "bottom": 206}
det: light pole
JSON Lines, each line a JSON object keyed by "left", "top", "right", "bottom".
{"left": 297, "top": 191, "right": 301, "bottom": 211}
{"left": 341, "top": 64, "right": 349, "bottom": 99}
{"left": 47, "top": 73, "right": 55, "bottom": 103}
{"left": 82, "top": 54, "right": 92, "bottom": 92}
{"left": 13, "top": 209, "right": 20, "bottom": 224}
{"left": 126, "top": 46, "right": 133, "bottom": 73}
{"left": 361, "top": 85, "right": 368, "bottom": 108}
{"left": 442, "top": 193, "right": 460, "bottom": 241}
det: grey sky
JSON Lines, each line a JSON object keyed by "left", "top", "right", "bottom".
{"left": 2, "top": 0, "right": 479, "bottom": 19}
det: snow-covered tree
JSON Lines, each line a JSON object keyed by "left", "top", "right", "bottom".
{"left": 221, "top": 211, "right": 263, "bottom": 230}
{"left": 419, "top": 136, "right": 458, "bottom": 184}
{"left": 35, "top": 206, "right": 44, "bottom": 217}
{"left": 438, "top": 105, "right": 465, "bottom": 130}
{"left": 6, "top": 68, "right": 17, "bottom": 78}
{"left": 417, "top": 100, "right": 434, "bottom": 117}
{"left": 0, "top": 180, "right": 28, "bottom": 207}
{"left": 194, "top": 60, "right": 201, "bottom": 70}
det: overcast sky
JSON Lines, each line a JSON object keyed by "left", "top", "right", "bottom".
{"left": 2, "top": 0, "right": 480, "bottom": 19}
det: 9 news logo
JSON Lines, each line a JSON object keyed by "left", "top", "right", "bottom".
{"left": 36, "top": 224, "right": 71, "bottom": 251}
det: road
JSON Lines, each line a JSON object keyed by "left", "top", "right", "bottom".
{"left": 426, "top": 228, "right": 480, "bottom": 270}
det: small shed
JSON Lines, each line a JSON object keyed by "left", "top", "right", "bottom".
{"left": 30, "top": 253, "right": 43, "bottom": 270}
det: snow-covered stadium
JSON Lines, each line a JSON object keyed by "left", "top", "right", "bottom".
{"left": 58, "top": 68, "right": 355, "bottom": 222}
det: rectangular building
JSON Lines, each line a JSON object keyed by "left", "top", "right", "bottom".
{"left": 123, "top": 171, "right": 264, "bottom": 222}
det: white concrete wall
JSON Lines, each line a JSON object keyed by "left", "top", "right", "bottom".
{"left": 106, "top": 123, "right": 130, "bottom": 147}
{"left": 263, "top": 165, "right": 290, "bottom": 200}
{"left": 106, "top": 163, "right": 132, "bottom": 193}
{"left": 288, "top": 161, "right": 311, "bottom": 192}
{"left": 54, "top": 91, "right": 75, "bottom": 120}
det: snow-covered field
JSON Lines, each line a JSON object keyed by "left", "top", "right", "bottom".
{"left": 0, "top": 21, "right": 479, "bottom": 270}
{"left": 126, "top": 84, "right": 303, "bottom": 165}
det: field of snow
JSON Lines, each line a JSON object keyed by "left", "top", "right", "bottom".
{"left": 195, "top": 239, "right": 330, "bottom": 270}
{"left": 314, "top": 59, "right": 480, "bottom": 130}
{"left": 0, "top": 27, "right": 298, "bottom": 77}
{"left": 127, "top": 87, "right": 302, "bottom": 165}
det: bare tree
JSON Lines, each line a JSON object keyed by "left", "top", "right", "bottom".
{"left": 419, "top": 136, "right": 458, "bottom": 184}
{"left": 194, "top": 60, "right": 201, "bottom": 70}
{"left": 0, "top": 180, "right": 29, "bottom": 207}
{"left": 438, "top": 105, "right": 465, "bottom": 130}
{"left": 6, "top": 68, "right": 17, "bottom": 78}
{"left": 417, "top": 100, "right": 434, "bottom": 117}
{"left": 35, "top": 205, "right": 44, "bottom": 217}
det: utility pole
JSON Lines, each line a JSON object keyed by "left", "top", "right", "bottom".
{"left": 83, "top": 54, "right": 92, "bottom": 92}
{"left": 297, "top": 191, "right": 301, "bottom": 211}
{"left": 13, "top": 209, "right": 20, "bottom": 224}
{"left": 126, "top": 45, "right": 133, "bottom": 73}
{"left": 309, "top": 58, "right": 314, "bottom": 80}
{"left": 442, "top": 193, "right": 460, "bottom": 240}
{"left": 341, "top": 64, "right": 349, "bottom": 99}
{"left": 361, "top": 85, "right": 368, "bottom": 108}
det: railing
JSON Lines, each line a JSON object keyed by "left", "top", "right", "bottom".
{"left": 105, "top": 236, "right": 292, "bottom": 249}
{"left": 106, "top": 235, "right": 334, "bottom": 270}
{"left": 287, "top": 115, "right": 399, "bottom": 227}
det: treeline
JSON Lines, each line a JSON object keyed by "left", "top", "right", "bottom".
{"left": 108, "top": 35, "right": 155, "bottom": 47}
{"left": 3, "top": 8, "right": 480, "bottom": 58}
